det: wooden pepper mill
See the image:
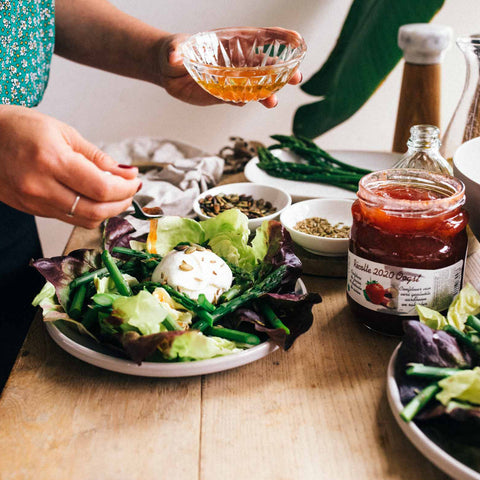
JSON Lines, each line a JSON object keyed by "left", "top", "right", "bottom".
{"left": 392, "top": 24, "right": 452, "bottom": 153}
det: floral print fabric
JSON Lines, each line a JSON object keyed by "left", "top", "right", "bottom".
{"left": 0, "top": 0, "right": 55, "bottom": 106}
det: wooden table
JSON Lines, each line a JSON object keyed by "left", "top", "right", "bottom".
{"left": 3, "top": 221, "right": 479, "bottom": 480}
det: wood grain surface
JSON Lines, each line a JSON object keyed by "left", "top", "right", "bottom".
{"left": 3, "top": 177, "right": 476, "bottom": 479}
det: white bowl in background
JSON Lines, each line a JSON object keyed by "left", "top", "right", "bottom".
{"left": 193, "top": 182, "right": 292, "bottom": 231}
{"left": 280, "top": 198, "right": 354, "bottom": 256}
{"left": 453, "top": 137, "right": 480, "bottom": 241}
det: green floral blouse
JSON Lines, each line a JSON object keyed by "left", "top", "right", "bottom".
{"left": 0, "top": 0, "right": 55, "bottom": 106}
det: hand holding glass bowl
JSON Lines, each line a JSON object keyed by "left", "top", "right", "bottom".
{"left": 180, "top": 27, "right": 306, "bottom": 105}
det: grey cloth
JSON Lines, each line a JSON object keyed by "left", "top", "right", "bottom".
{"left": 101, "top": 137, "right": 224, "bottom": 234}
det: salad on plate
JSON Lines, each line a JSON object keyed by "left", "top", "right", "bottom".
{"left": 393, "top": 284, "right": 480, "bottom": 474}
{"left": 32, "top": 209, "right": 321, "bottom": 364}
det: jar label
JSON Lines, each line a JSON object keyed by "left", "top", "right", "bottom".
{"left": 346, "top": 251, "right": 464, "bottom": 315}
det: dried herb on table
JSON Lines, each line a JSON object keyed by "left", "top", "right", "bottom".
{"left": 219, "top": 136, "right": 264, "bottom": 174}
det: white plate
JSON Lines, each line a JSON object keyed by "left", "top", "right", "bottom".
{"left": 387, "top": 344, "right": 480, "bottom": 480}
{"left": 244, "top": 149, "right": 401, "bottom": 202}
{"left": 45, "top": 279, "right": 306, "bottom": 377}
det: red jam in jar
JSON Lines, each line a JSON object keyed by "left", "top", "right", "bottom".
{"left": 347, "top": 169, "right": 469, "bottom": 336}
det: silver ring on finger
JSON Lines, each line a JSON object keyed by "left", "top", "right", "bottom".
{"left": 66, "top": 195, "right": 81, "bottom": 218}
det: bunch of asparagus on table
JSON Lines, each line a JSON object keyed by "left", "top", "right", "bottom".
{"left": 257, "top": 134, "right": 371, "bottom": 192}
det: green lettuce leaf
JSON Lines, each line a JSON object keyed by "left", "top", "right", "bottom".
{"left": 146, "top": 216, "right": 205, "bottom": 255}
{"left": 32, "top": 281, "right": 99, "bottom": 341}
{"left": 112, "top": 290, "right": 171, "bottom": 335}
{"left": 447, "top": 283, "right": 480, "bottom": 331}
{"left": 147, "top": 210, "right": 270, "bottom": 271}
{"left": 416, "top": 304, "right": 448, "bottom": 330}
{"left": 437, "top": 367, "right": 480, "bottom": 406}
{"left": 164, "top": 330, "right": 242, "bottom": 361}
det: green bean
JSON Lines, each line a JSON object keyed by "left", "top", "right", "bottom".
{"left": 206, "top": 326, "right": 261, "bottom": 345}
{"left": 69, "top": 266, "right": 110, "bottom": 290}
{"left": 197, "top": 294, "right": 215, "bottom": 313}
{"left": 92, "top": 293, "right": 119, "bottom": 308}
{"left": 69, "top": 284, "right": 87, "bottom": 320}
{"left": 400, "top": 383, "right": 440, "bottom": 423}
{"left": 163, "top": 314, "right": 182, "bottom": 331}
{"left": 406, "top": 363, "right": 462, "bottom": 379}
{"left": 257, "top": 301, "right": 290, "bottom": 334}
{"left": 466, "top": 315, "right": 480, "bottom": 333}
{"left": 101, "top": 249, "right": 132, "bottom": 296}
{"left": 443, "top": 325, "right": 480, "bottom": 355}
{"left": 112, "top": 246, "right": 161, "bottom": 260}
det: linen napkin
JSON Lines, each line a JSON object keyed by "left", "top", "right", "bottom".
{"left": 101, "top": 137, "right": 224, "bottom": 234}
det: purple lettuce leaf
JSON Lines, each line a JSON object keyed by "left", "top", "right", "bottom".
{"left": 120, "top": 330, "right": 184, "bottom": 364}
{"left": 258, "top": 221, "right": 302, "bottom": 294}
{"left": 224, "top": 291, "right": 322, "bottom": 350}
{"left": 103, "top": 217, "right": 137, "bottom": 251}
{"left": 31, "top": 249, "right": 102, "bottom": 308}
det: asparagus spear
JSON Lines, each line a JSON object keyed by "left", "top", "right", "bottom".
{"left": 211, "top": 265, "right": 287, "bottom": 323}
{"left": 101, "top": 249, "right": 132, "bottom": 296}
{"left": 406, "top": 363, "right": 462, "bottom": 379}
{"left": 206, "top": 326, "right": 261, "bottom": 345}
{"left": 69, "top": 266, "right": 110, "bottom": 290}
{"left": 69, "top": 284, "right": 88, "bottom": 320}
{"left": 443, "top": 324, "right": 480, "bottom": 355}
{"left": 269, "top": 134, "right": 371, "bottom": 174}
{"left": 400, "top": 383, "right": 440, "bottom": 423}
{"left": 466, "top": 314, "right": 480, "bottom": 333}
{"left": 112, "top": 246, "right": 161, "bottom": 260}
{"left": 257, "top": 301, "right": 290, "bottom": 335}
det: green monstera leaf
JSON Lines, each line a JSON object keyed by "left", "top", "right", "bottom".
{"left": 293, "top": 0, "right": 445, "bottom": 138}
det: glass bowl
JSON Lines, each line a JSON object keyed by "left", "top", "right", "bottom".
{"left": 180, "top": 27, "right": 306, "bottom": 103}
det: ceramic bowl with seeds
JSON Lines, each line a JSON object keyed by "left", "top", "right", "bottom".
{"left": 193, "top": 182, "right": 291, "bottom": 231}
{"left": 280, "top": 199, "right": 354, "bottom": 256}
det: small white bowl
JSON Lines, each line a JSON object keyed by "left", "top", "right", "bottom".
{"left": 193, "top": 182, "right": 292, "bottom": 231}
{"left": 453, "top": 137, "right": 480, "bottom": 241}
{"left": 280, "top": 199, "right": 353, "bottom": 256}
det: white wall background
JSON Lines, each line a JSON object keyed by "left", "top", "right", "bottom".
{"left": 36, "top": 0, "right": 479, "bottom": 256}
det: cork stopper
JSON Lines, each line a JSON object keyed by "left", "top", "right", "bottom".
{"left": 398, "top": 24, "right": 452, "bottom": 65}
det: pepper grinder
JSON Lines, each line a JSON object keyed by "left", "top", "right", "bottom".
{"left": 392, "top": 24, "right": 452, "bottom": 153}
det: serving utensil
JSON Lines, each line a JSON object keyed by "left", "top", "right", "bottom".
{"left": 131, "top": 198, "right": 164, "bottom": 220}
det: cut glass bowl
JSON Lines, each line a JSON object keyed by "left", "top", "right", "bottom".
{"left": 181, "top": 27, "right": 306, "bottom": 103}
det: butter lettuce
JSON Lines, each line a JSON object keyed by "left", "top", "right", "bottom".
{"left": 416, "top": 304, "right": 448, "bottom": 330}
{"left": 417, "top": 283, "right": 480, "bottom": 331}
{"left": 447, "top": 283, "right": 480, "bottom": 330}
{"left": 146, "top": 216, "right": 205, "bottom": 255}
{"left": 164, "top": 331, "right": 241, "bottom": 361}
{"left": 146, "top": 209, "right": 270, "bottom": 271}
{"left": 437, "top": 367, "right": 480, "bottom": 406}
{"left": 112, "top": 290, "right": 171, "bottom": 335}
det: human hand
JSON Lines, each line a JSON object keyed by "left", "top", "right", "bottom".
{"left": 0, "top": 106, "right": 141, "bottom": 228}
{"left": 154, "top": 31, "right": 302, "bottom": 108}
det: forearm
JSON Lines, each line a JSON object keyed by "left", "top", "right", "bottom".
{"left": 54, "top": 0, "right": 168, "bottom": 85}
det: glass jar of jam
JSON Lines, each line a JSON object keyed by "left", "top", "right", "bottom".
{"left": 347, "top": 169, "right": 468, "bottom": 336}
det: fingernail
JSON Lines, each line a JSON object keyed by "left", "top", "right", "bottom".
{"left": 136, "top": 182, "right": 143, "bottom": 193}
{"left": 299, "top": 72, "right": 303, "bottom": 83}
{"left": 119, "top": 164, "right": 134, "bottom": 169}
